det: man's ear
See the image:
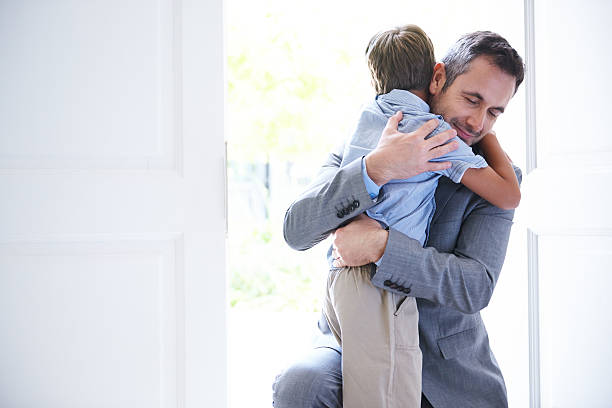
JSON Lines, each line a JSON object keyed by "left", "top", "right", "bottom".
{"left": 429, "top": 62, "right": 446, "bottom": 95}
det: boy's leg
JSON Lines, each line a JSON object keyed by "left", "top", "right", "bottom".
{"left": 328, "top": 264, "right": 422, "bottom": 408}
{"left": 323, "top": 267, "right": 344, "bottom": 346}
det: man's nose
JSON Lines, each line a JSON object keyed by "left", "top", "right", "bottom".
{"left": 466, "top": 108, "right": 486, "bottom": 133}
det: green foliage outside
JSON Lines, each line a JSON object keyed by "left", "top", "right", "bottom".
{"left": 227, "top": 217, "right": 328, "bottom": 312}
{"left": 225, "top": 0, "right": 374, "bottom": 312}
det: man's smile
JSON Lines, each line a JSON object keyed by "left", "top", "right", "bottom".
{"left": 450, "top": 121, "right": 479, "bottom": 145}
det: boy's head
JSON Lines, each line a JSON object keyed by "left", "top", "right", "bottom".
{"left": 366, "top": 24, "right": 435, "bottom": 95}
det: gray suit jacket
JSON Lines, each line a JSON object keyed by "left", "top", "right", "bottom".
{"left": 284, "top": 142, "right": 521, "bottom": 408}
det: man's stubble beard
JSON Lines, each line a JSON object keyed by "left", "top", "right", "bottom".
{"left": 429, "top": 95, "right": 483, "bottom": 146}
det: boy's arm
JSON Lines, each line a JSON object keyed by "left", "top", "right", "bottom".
{"left": 460, "top": 132, "right": 521, "bottom": 210}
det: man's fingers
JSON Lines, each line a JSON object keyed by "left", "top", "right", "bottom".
{"left": 425, "top": 128, "right": 457, "bottom": 149}
{"left": 331, "top": 244, "right": 343, "bottom": 266}
{"left": 332, "top": 247, "right": 341, "bottom": 262}
{"left": 382, "top": 111, "right": 403, "bottom": 134}
{"left": 428, "top": 140, "right": 459, "bottom": 161}
{"left": 413, "top": 118, "right": 439, "bottom": 139}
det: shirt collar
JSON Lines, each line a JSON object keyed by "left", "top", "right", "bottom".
{"left": 376, "top": 89, "right": 430, "bottom": 112}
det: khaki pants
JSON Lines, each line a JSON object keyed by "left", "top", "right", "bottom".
{"left": 323, "top": 265, "right": 422, "bottom": 408}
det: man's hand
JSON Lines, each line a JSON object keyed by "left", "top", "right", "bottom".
{"left": 331, "top": 214, "right": 388, "bottom": 267}
{"left": 365, "top": 111, "right": 459, "bottom": 186}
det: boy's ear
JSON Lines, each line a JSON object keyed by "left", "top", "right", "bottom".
{"left": 429, "top": 62, "right": 446, "bottom": 95}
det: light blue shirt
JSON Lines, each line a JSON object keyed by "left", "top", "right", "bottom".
{"left": 342, "top": 89, "right": 487, "bottom": 247}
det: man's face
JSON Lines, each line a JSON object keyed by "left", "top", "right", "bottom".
{"left": 429, "top": 56, "right": 516, "bottom": 146}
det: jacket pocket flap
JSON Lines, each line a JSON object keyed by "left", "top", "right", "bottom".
{"left": 437, "top": 326, "right": 481, "bottom": 360}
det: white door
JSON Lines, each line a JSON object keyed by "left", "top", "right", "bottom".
{"left": 523, "top": 0, "right": 612, "bottom": 406}
{"left": 0, "top": 1, "right": 226, "bottom": 407}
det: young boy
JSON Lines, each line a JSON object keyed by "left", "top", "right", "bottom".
{"left": 321, "top": 25, "right": 520, "bottom": 407}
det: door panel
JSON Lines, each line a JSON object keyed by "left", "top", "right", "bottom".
{"left": 524, "top": 0, "right": 612, "bottom": 406}
{"left": 0, "top": 1, "right": 225, "bottom": 407}
{"left": 538, "top": 235, "right": 612, "bottom": 407}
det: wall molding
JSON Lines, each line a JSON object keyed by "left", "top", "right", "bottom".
{"left": 527, "top": 228, "right": 541, "bottom": 408}
{"left": 524, "top": 0, "right": 537, "bottom": 175}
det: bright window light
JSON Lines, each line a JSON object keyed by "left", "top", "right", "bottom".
{"left": 225, "top": 1, "right": 526, "bottom": 406}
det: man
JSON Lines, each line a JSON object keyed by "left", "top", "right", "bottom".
{"left": 273, "top": 31, "right": 524, "bottom": 408}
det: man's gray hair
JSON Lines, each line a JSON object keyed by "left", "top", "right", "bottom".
{"left": 442, "top": 31, "right": 525, "bottom": 94}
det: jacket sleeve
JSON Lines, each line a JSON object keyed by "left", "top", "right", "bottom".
{"left": 371, "top": 168, "right": 522, "bottom": 314}
{"left": 283, "top": 142, "right": 376, "bottom": 251}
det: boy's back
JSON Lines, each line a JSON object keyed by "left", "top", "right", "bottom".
{"left": 341, "top": 89, "right": 486, "bottom": 245}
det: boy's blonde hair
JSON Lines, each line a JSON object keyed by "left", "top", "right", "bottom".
{"left": 366, "top": 24, "right": 436, "bottom": 95}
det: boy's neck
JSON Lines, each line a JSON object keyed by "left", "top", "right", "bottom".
{"left": 409, "top": 89, "right": 429, "bottom": 103}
